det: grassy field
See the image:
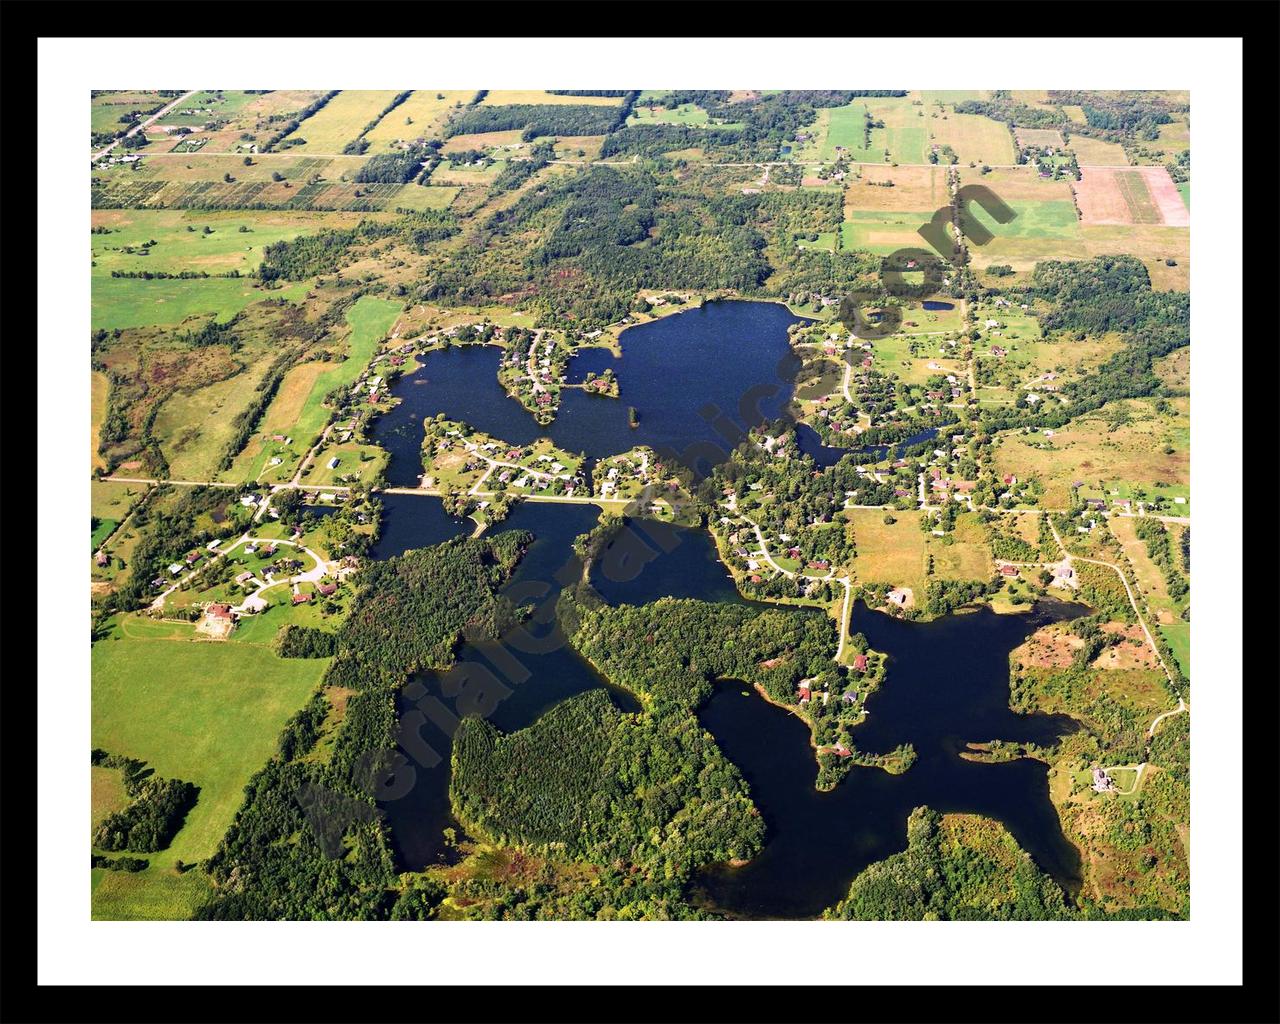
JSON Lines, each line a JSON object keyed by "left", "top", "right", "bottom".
{"left": 91, "top": 480, "right": 147, "bottom": 521}
{"left": 223, "top": 294, "right": 400, "bottom": 483}
{"left": 848, "top": 509, "right": 993, "bottom": 594}
{"left": 91, "top": 371, "right": 110, "bottom": 472}
{"left": 91, "top": 91, "right": 169, "bottom": 138}
{"left": 844, "top": 164, "right": 946, "bottom": 213}
{"left": 152, "top": 348, "right": 281, "bottom": 480}
{"left": 1160, "top": 623, "right": 1190, "bottom": 678}
{"left": 482, "top": 90, "right": 623, "bottom": 107}
{"left": 929, "top": 109, "right": 1016, "bottom": 165}
{"left": 627, "top": 103, "right": 741, "bottom": 128}
{"left": 992, "top": 397, "right": 1190, "bottom": 507}
{"left": 286, "top": 90, "right": 405, "bottom": 153}
{"left": 1109, "top": 516, "right": 1189, "bottom": 626}
{"left": 91, "top": 622, "right": 328, "bottom": 918}
{"left": 839, "top": 209, "right": 935, "bottom": 255}
{"left": 154, "top": 91, "right": 260, "bottom": 128}
{"left": 362, "top": 90, "right": 474, "bottom": 151}
{"left": 298, "top": 441, "right": 387, "bottom": 487}
{"left": 90, "top": 210, "right": 364, "bottom": 278}
{"left": 1068, "top": 135, "right": 1128, "bottom": 165}
{"left": 967, "top": 199, "right": 1081, "bottom": 240}
{"left": 91, "top": 277, "right": 309, "bottom": 331}
{"left": 101, "top": 153, "right": 372, "bottom": 184}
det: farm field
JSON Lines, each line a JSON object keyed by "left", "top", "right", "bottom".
{"left": 91, "top": 479, "right": 148, "bottom": 523}
{"left": 90, "top": 210, "right": 367, "bottom": 278}
{"left": 843, "top": 164, "right": 946, "bottom": 213}
{"left": 839, "top": 209, "right": 935, "bottom": 255}
{"left": 1078, "top": 224, "right": 1190, "bottom": 291}
{"left": 91, "top": 621, "right": 327, "bottom": 919}
{"left": 482, "top": 90, "right": 623, "bottom": 107}
{"left": 283, "top": 89, "right": 405, "bottom": 153}
{"left": 928, "top": 109, "right": 1016, "bottom": 165}
{"left": 363, "top": 90, "right": 474, "bottom": 150}
{"left": 91, "top": 277, "right": 310, "bottom": 331}
{"left": 992, "top": 397, "right": 1190, "bottom": 508}
{"left": 98, "top": 153, "right": 372, "bottom": 184}
{"left": 1015, "top": 127, "right": 1065, "bottom": 149}
{"left": 1067, "top": 136, "right": 1129, "bottom": 164}
{"left": 1074, "top": 166, "right": 1189, "bottom": 227}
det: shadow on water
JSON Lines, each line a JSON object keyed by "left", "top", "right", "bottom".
{"left": 692, "top": 598, "right": 1088, "bottom": 919}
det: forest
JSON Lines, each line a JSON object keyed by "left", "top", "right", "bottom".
{"left": 450, "top": 688, "right": 764, "bottom": 882}
{"left": 826, "top": 807, "right": 1073, "bottom": 920}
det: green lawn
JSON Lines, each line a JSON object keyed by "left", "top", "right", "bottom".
{"left": 91, "top": 212, "right": 329, "bottom": 278}
{"left": 1160, "top": 623, "right": 1190, "bottom": 679}
{"left": 1177, "top": 182, "right": 1190, "bottom": 211}
{"left": 91, "top": 621, "right": 328, "bottom": 918}
{"left": 967, "top": 200, "right": 1081, "bottom": 240}
{"left": 91, "top": 277, "right": 309, "bottom": 330}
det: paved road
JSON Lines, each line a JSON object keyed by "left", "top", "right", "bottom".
{"left": 92, "top": 90, "right": 198, "bottom": 162}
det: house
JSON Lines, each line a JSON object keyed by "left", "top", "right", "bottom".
{"left": 327, "top": 457, "right": 340, "bottom": 470}
{"left": 95, "top": 550, "right": 109, "bottom": 567}
{"left": 240, "top": 494, "right": 259, "bottom": 507}
{"left": 168, "top": 563, "right": 183, "bottom": 575}
{"left": 1092, "top": 767, "right": 1114, "bottom": 793}
{"left": 841, "top": 690, "right": 858, "bottom": 704}
{"left": 186, "top": 551, "right": 202, "bottom": 564}
{"left": 998, "top": 564, "right": 1019, "bottom": 577}
{"left": 206, "top": 603, "right": 233, "bottom": 621}
{"left": 886, "top": 587, "right": 910, "bottom": 607}
{"left": 292, "top": 592, "right": 312, "bottom": 605}
{"left": 317, "top": 581, "right": 338, "bottom": 597}
{"left": 852, "top": 654, "right": 868, "bottom": 672}
{"left": 1002, "top": 474, "right": 1017, "bottom": 486}
{"left": 207, "top": 539, "right": 221, "bottom": 551}
{"left": 235, "top": 571, "right": 256, "bottom": 586}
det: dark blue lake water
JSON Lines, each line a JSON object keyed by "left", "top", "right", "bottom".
{"left": 693, "top": 599, "right": 1085, "bottom": 919}
{"left": 922, "top": 300, "right": 956, "bottom": 311}
{"left": 379, "top": 300, "right": 806, "bottom": 486}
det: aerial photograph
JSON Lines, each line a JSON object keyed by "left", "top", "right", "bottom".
{"left": 87, "top": 88, "right": 1192, "bottom": 922}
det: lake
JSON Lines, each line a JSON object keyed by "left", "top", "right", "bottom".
{"left": 691, "top": 598, "right": 1085, "bottom": 919}
{"left": 381, "top": 300, "right": 806, "bottom": 485}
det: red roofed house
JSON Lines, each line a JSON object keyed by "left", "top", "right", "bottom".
{"left": 292, "top": 592, "right": 312, "bottom": 605}
{"left": 206, "top": 603, "right": 233, "bottom": 621}
{"left": 852, "top": 653, "right": 868, "bottom": 672}
{"left": 999, "top": 564, "right": 1019, "bottom": 577}
{"left": 317, "top": 581, "right": 337, "bottom": 597}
